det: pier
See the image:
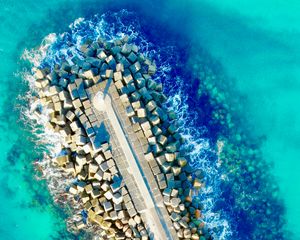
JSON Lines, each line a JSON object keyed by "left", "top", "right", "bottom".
{"left": 89, "top": 80, "right": 177, "bottom": 239}
{"left": 32, "top": 36, "right": 206, "bottom": 239}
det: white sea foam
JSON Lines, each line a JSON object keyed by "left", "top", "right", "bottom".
{"left": 21, "top": 10, "right": 232, "bottom": 239}
{"left": 166, "top": 90, "right": 232, "bottom": 239}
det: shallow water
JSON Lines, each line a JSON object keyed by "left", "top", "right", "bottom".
{"left": 0, "top": 0, "right": 299, "bottom": 239}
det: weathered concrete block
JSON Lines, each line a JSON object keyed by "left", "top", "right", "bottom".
{"left": 104, "top": 190, "right": 113, "bottom": 200}
{"left": 106, "top": 55, "right": 117, "bottom": 69}
{"left": 97, "top": 50, "right": 107, "bottom": 60}
{"left": 112, "top": 193, "right": 123, "bottom": 204}
{"left": 148, "top": 64, "right": 156, "bottom": 76}
{"left": 148, "top": 136, "right": 156, "bottom": 145}
{"left": 146, "top": 100, "right": 157, "bottom": 112}
{"left": 105, "top": 69, "right": 114, "bottom": 79}
{"left": 91, "top": 189, "right": 101, "bottom": 199}
{"left": 123, "top": 71, "right": 133, "bottom": 84}
{"left": 121, "top": 43, "right": 132, "bottom": 55}
{"left": 140, "top": 121, "right": 151, "bottom": 132}
{"left": 75, "top": 220, "right": 85, "bottom": 230}
{"left": 126, "top": 106, "right": 135, "bottom": 117}
{"left": 116, "top": 63, "right": 124, "bottom": 72}
{"left": 149, "top": 115, "right": 160, "bottom": 126}
{"left": 34, "top": 68, "right": 45, "bottom": 79}
{"left": 94, "top": 169, "right": 104, "bottom": 181}
{"left": 157, "top": 135, "right": 167, "bottom": 146}
{"left": 88, "top": 163, "right": 98, "bottom": 173}
{"left": 165, "top": 153, "right": 175, "bottom": 162}
{"left": 66, "top": 111, "right": 75, "bottom": 122}
{"left": 129, "top": 61, "right": 141, "bottom": 74}
{"left": 53, "top": 154, "right": 69, "bottom": 166}
{"left": 114, "top": 71, "right": 123, "bottom": 82}
{"left": 127, "top": 52, "right": 137, "bottom": 63}
{"left": 151, "top": 143, "right": 163, "bottom": 155}
{"left": 100, "top": 161, "right": 109, "bottom": 172}
{"left": 72, "top": 98, "right": 82, "bottom": 109}
{"left": 103, "top": 201, "right": 113, "bottom": 212}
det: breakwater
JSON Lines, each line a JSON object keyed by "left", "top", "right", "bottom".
{"left": 28, "top": 32, "right": 210, "bottom": 239}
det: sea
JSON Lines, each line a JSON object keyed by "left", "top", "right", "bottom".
{"left": 0, "top": 0, "right": 299, "bottom": 239}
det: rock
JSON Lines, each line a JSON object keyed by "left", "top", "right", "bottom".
{"left": 128, "top": 208, "right": 137, "bottom": 217}
{"left": 179, "top": 219, "right": 188, "bottom": 229}
{"left": 105, "top": 69, "right": 114, "bottom": 78}
{"left": 170, "top": 212, "right": 181, "bottom": 222}
{"left": 126, "top": 106, "right": 135, "bottom": 117}
{"left": 116, "top": 63, "right": 124, "bottom": 72}
{"left": 137, "top": 108, "right": 146, "bottom": 118}
{"left": 125, "top": 228, "right": 133, "bottom": 238}
{"left": 144, "top": 129, "right": 153, "bottom": 138}
{"left": 151, "top": 143, "right": 163, "bottom": 155}
{"left": 193, "top": 178, "right": 202, "bottom": 189}
{"left": 149, "top": 115, "right": 160, "bottom": 126}
{"left": 112, "top": 193, "right": 123, "bottom": 204}
{"left": 34, "top": 69, "right": 45, "bottom": 79}
{"left": 140, "top": 121, "right": 151, "bottom": 132}
{"left": 65, "top": 162, "right": 75, "bottom": 174}
{"left": 173, "top": 221, "right": 181, "bottom": 231}
{"left": 177, "top": 229, "right": 183, "bottom": 238}
{"left": 157, "top": 135, "right": 167, "bottom": 146}
{"left": 145, "top": 100, "right": 157, "bottom": 112}
{"left": 69, "top": 185, "right": 78, "bottom": 195}
{"left": 66, "top": 111, "right": 76, "bottom": 121}
{"left": 114, "top": 71, "right": 123, "bottom": 82}
{"left": 161, "top": 162, "right": 171, "bottom": 173}
{"left": 53, "top": 154, "right": 69, "bottom": 166}
{"left": 172, "top": 166, "right": 181, "bottom": 176}
{"left": 192, "top": 233, "right": 200, "bottom": 240}
{"left": 106, "top": 55, "right": 117, "bottom": 69}
{"left": 127, "top": 52, "right": 137, "bottom": 63}
{"left": 156, "top": 155, "right": 166, "bottom": 165}
{"left": 123, "top": 71, "right": 133, "bottom": 84}
{"left": 177, "top": 157, "right": 187, "bottom": 167}
{"left": 171, "top": 189, "right": 179, "bottom": 198}
{"left": 165, "top": 153, "right": 175, "bottom": 162}
{"left": 97, "top": 50, "right": 107, "bottom": 60}
{"left": 103, "top": 201, "right": 113, "bottom": 212}
{"left": 195, "top": 209, "right": 201, "bottom": 219}
{"left": 166, "top": 142, "right": 178, "bottom": 153}
{"left": 148, "top": 136, "right": 156, "bottom": 145}
{"left": 76, "top": 220, "right": 86, "bottom": 230}
{"left": 121, "top": 43, "right": 132, "bottom": 55}
{"left": 129, "top": 61, "right": 141, "bottom": 74}
{"left": 115, "top": 220, "right": 123, "bottom": 229}
{"left": 134, "top": 215, "right": 141, "bottom": 224}
{"left": 131, "top": 100, "right": 141, "bottom": 110}
{"left": 163, "top": 188, "right": 172, "bottom": 197}
{"left": 184, "top": 229, "right": 192, "bottom": 238}
{"left": 170, "top": 197, "right": 181, "bottom": 208}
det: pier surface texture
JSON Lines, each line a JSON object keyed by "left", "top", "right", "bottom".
{"left": 91, "top": 82, "right": 177, "bottom": 240}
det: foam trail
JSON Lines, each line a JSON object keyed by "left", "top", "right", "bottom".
{"left": 166, "top": 89, "right": 231, "bottom": 239}
{"left": 21, "top": 10, "right": 231, "bottom": 239}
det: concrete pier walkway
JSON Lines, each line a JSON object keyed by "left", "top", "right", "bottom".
{"left": 91, "top": 84, "right": 177, "bottom": 240}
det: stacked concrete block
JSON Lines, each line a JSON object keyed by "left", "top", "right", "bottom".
{"left": 33, "top": 35, "right": 207, "bottom": 239}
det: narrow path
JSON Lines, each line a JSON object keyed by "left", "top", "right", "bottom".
{"left": 93, "top": 92, "right": 174, "bottom": 240}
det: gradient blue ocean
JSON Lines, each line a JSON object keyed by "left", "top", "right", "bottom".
{"left": 0, "top": 1, "right": 299, "bottom": 239}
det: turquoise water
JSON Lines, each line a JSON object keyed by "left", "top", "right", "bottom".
{"left": 0, "top": 0, "right": 300, "bottom": 239}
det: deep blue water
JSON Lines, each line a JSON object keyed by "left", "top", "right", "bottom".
{"left": 1, "top": 0, "right": 299, "bottom": 239}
